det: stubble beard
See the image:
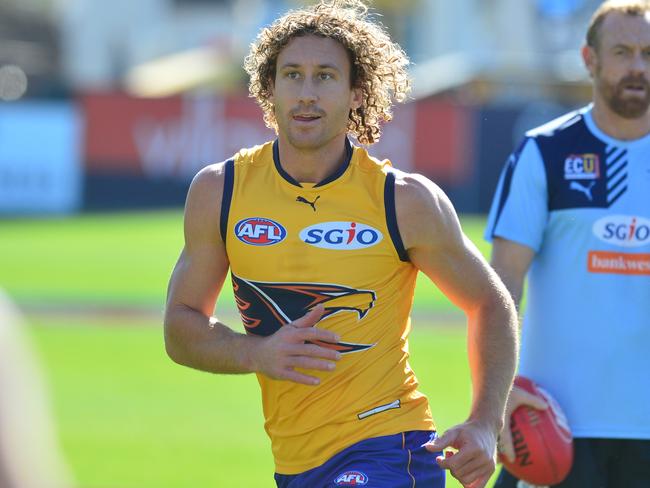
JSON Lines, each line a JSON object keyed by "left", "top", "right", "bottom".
{"left": 282, "top": 117, "right": 347, "bottom": 152}
{"left": 283, "top": 130, "right": 330, "bottom": 152}
{"left": 598, "top": 72, "right": 650, "bottom": 119}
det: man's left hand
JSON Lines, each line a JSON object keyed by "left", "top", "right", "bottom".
{"left": 424, "top": 419, "right": 498, "bottom": 488}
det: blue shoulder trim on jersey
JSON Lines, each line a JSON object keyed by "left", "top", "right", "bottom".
{"left": 384, "top": 171, "right": 409, "bottom": 262}
{"left": 219, "top": 159, "right": 235, "bottom": 244}
{"left": 526, "top": 108, "right": 584, "bottom": 138}
{"left": 533, "top": 113, "right": 611, "bottom": 210}
{"left": 488, "top": 138, "right": 528, "bottom": 238}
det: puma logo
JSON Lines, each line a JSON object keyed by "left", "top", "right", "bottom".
{"left": 570, "top": 181, "right": 595, "bottom": 201}
{"left": 296, "top": 195, "right": 320, "bottom": 211}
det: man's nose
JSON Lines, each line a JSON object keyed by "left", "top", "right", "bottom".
{"left": 630, "top": 51, "right": 648, "bottom": 74}
{"left": 298, "top": 78, "right": 318, "bottom": 104}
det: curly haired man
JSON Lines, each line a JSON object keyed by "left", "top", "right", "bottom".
{"left": 164, "top": 1, "right": 518, "bottom": 486}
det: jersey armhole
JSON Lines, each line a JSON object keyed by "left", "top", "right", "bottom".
{"left": 384, "top": 171, "right": 410, "bottom": 262}
{"left": 219, "top": 159, "right": 235, "bottom": 244}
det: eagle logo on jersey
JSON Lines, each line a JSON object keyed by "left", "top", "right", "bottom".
{"left": 232, "top": 274, "right": 376, "bottom": 354}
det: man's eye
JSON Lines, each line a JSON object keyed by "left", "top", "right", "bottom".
{"left": 319, "top": 73, "right": 333, "bottom": 80}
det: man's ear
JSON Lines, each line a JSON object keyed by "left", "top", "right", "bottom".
{"left": 582, "top": 45, "right": 597, "bottom": 79}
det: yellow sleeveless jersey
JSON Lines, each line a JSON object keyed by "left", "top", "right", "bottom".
{"left": 221, "top": 139, "right": 434, "bottom": 474}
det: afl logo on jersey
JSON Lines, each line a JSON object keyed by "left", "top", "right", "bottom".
{"left": 593, "top": 215, "right": 650, "bottom": 247}
{"left": 235, "top": 217, "right": 286, "bottom": 246}
{"left": 300, "top": 222, "right": 383, "bottom": 250}
{"left": 335, "top": 471, "right": 368, "bottom": 486}
{"left": 564, "top": 153, "right": 600, "bottom": 180}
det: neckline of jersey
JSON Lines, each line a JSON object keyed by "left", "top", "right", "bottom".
{"left": 272, "top": 138, "right": 354, "bottom": 189}
{"left": 583, "top": 104, "right": 650, "bottom": 148}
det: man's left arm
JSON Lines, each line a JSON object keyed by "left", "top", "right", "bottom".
{"left": 394, "top": 171, "right": 518, "bottom": 488}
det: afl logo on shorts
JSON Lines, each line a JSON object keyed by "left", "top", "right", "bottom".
{"left": 335, "top": 470, "right": 368, "bottom": 486}
{"left": 300, "top": 222, "right": 382, "bottom": 250}
{"left": 235, "top": 217, "right": 286, "bottom": 246}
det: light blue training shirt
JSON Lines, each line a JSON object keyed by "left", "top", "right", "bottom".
{"left": 486, "top": 105, "right": 650, "bottom": 439}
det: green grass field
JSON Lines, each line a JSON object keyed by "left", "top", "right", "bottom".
{"left": 0, "top": 211, "right": 491, "bottom": 311}
{"left": 1, "top": 211, "right": 503, "bottom": 487}
{"left": 29, "top": 318, "right": 477, "bottom": 488}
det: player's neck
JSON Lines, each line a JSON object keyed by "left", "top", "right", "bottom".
{"left": 276, "top": 134, "right": 349, "bottom": 184}
{"left": 591, "top": 98, "right": 650, "bottom": 141}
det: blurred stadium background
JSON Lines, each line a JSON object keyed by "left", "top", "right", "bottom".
{"left": 0, "top": 0, "right": 600, "bottom": 487}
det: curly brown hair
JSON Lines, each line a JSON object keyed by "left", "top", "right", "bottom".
{"left": 243, "top": 0, "right": 410, "bottom": 145}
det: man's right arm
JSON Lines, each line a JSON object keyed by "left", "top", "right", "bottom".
{"left": 164, "top": 162, "right": 256, "bottom": 373}
{"left": 163, "top": 163, "right": 341, "bottom": 384}
{"left": 489, "top": 237, "right": 535, "bottom": 309}
{"left": 487, "top": 137, "right": 552, "bottom": 462}
{"left": 485, "top": 137, "right": 547, "bottom": 308}
{"left": 489, "top": 236, "right": 547, "bottom": 462}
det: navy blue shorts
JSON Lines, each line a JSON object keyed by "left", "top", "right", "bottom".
{"left": 494, "top": 438, "right": 650, "bottom": 488}
{"left": 274, "top": 430, "right": 445, "bottom": 487}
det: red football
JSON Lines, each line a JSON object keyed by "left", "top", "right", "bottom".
{"left": 499, "top": 376, "right": 574, "bottom": 485}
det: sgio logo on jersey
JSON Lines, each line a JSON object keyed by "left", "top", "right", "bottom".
{"left": 235, "top": 217, "right": 286, "bottom": 246}
{"left": 300, "top": 222, "right": 383, "bottom": 250}
{"left": 593, "top": 215, "right": 650, "bottom": 248}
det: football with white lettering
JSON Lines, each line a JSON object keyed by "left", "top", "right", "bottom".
{"left": 499, "top": 376, "right": 574, "bottom": 485}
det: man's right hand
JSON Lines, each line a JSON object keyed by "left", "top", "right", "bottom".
{"left": 250, "top": 305, "right": 342, "bottom": 385}
{"left": 497, "top": 384, "right": 548, "bottom": 462}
